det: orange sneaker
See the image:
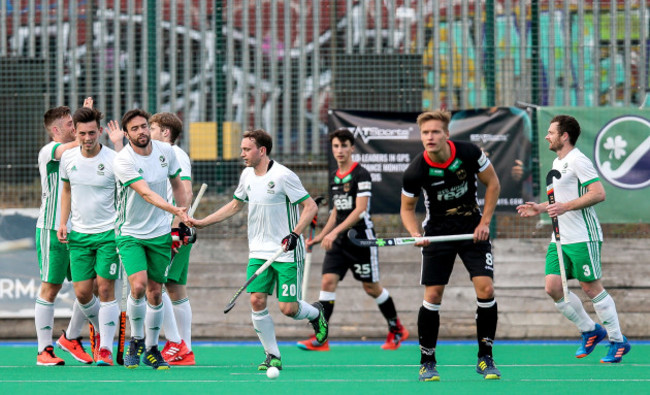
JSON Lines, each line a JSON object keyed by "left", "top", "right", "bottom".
{"left": 96, "top": 347, "right": 114, "bottom": 366}
{"left": 56, "top": 330, "right": 93, "bottom": 364}
{"left": 297, "top": 335, "right": 330, "bottom": 351}
{"left": 161, "top": 339, "right": 190, "bottom": 362}
{"left": 381, "top": 322, "right": 409, "bottom": 350}
{"left": 169, "top": 351, "right": 196, "bottom": 366}
{"left": 37, "top": 345, "right": 65, "bottom": 366}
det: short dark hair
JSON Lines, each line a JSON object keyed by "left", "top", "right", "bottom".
{"left": 551, "top": 115, "right": 581, "bottom": 145}
{"left": 329, "top": 127, "right": 355, "bottom": 145}
{"left": 416, "top": 110, "right": 451, "bottom": 130}
{"left": 121, "top": 108, "right": 151, "bottom": 131}
{"left": 73, "top": 107, "right": 104, "bottom": 128}
{"left": 149, "top": 112, "right": 183, "bottom": 143}
{"left": 43, "top": 106, "right": 71, "bottom": 133}
{"left": 243, "top": 129, "right": 273, "bottom": 155}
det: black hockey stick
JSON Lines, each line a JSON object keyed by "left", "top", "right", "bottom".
{"left": 546, "top": 169, "right": 569, "bottom": 302}
{"left": 347, "top": 228, "right": 473, "bottom": 247}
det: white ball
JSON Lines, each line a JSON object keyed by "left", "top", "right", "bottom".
{"left": 266, "top": 366, "right": 280, "bottom": 379}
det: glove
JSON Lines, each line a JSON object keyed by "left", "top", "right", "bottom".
{"left": 282, "top": 232, "right": 300, "bottom": 251}
{"left": 171, "top": 228, "right": 181, "bottom": 251}
{"left": 179, "top": 222, "right": 197, "bottom": 244}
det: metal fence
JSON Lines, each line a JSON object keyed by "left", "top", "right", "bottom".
{"left": 1, "top": 0, "right": 648, "bottom": 238}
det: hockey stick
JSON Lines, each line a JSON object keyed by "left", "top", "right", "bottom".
{"left": 301, "top": 196, "right": 324, "bottom": 299}
{"left": 347, "top": 228, "right": 474, "bottom": 247}
{"left": 224, "top": 247, "right": 285, "bottom": 314}
{"left": 546, "top": 169, "right": 569, "bottom": 303}
{"left": 116, "top": 262, "right": 128, "bottom": 365}
{"left": 171, "top": 183, "right": 207, "bottom": 242}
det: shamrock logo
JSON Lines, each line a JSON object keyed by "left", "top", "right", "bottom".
{"left": 603, "top": 135, "right": 627, "bottom": 160}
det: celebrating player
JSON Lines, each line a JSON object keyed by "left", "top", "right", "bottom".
{"left": 517, "top": 115, "right": 630, "bottom": 363}
{"left": 401, "top": 110, "right": 501, "bottom": 381}
{"left": 57, "top": 106, "right": 120, "bottom": 366}
{"left": 113, "top": 109, "right": 190, "bottom": 370}
{"left": 148, "top": 112, "right": 196, "bottom": 365}
{"left": 297, "top": 127, "right": 408, "bottom": 351}
{"left": 189, "top": 129, "right": 327, "bottom": 371}
{"left": 35, "top": 99, "right": 95, "bottom": 366}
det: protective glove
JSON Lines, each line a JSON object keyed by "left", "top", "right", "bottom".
{"left": 281, "top": 231, "right": 300, "bottom": 251}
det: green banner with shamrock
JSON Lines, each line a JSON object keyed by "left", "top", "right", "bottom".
{"left": 537, "top": 107, "right": 650, "bottom": 223}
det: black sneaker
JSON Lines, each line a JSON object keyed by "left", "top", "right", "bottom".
{"left": 124, "top": 337, "right": 145, "bottom": 369}
{"left": 476, "top": 355, "right": 501, "bottom": 379}
{"left": 258, "top": 353, "right": 282, "bottom": 371}
{"left": 143, "top": 345, "right": 170, "bottom": 370}
{"left": 309, "top": 302, "right": 329, "bottom": 344}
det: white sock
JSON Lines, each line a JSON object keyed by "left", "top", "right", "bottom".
{"left": 35, "top": 298, "right": 55, "bottom": 351}
{"left": 66, "top": 299, "right": 88, "bottom": 338}
{"left": 252, "top": 308, "right": 280, "bottom": 357}
{"left": 293, "top": 300, "right": 319, "bottom": 321}
{"left": 127, "top": 295, "right": 146, "bottom": 339}
{"left": 319, "top": 291, "right": 336, "bottom": 301}
{"left": 375, "top": 288, "right": 390, "bottom": 304}
{"left": 555, "top": 292, "right": 596, "bottom": 333}
{"left": 161, "top": 291, "right": 182, "bottom": 343}
{"left": 592, "top": 290, "right": 624, "bottom": 342}
{"left": 145, "top": 302, "right": 164, "bottom": 349}
{"left": 99, "top": 300, "right": 119, "bottom": 350}
{"left": 173, "top": 298, "right": 193, "bottom": 351}
{"left": 79, "top": 296, "right": 100, "bottom": 330}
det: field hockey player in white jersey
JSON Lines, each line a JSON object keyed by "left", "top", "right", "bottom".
{"left": 35, "top": 98, "right": 96, "bottom": 366}
{"left": 517, "top": 115, "right": 630, "bottom": 363}
{"left": 112, "top": 109, "right": 191, "bottom": 370}
{"left": 189, "top": 129, "right": 327, "bottom": 371}
{"left": 149, "top": 112, "right": 196, "bottom": 365}
{"left": 57, "top": 106, "right": 120, "bottom": 366}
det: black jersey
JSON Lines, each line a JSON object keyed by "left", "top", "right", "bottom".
{"left": 329, "top": 162, "right": 373, "bottom": 231}
{"left": 402, "top": 140, "right": 490, "bottom": 236}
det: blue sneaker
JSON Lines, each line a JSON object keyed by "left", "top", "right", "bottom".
{"left": 142, "top": 345, "right": 170, "bottom": 370}
{"left": 124, "top": 337, "right": 145, "bottom": 369}
{"left": 476, "top": 355, "right": 501, "bottom": 380}
{"left": 418, "top": 361, "right": 440, "bottom": 381}
{"left": 600, "top": 336, "right": 631, "bottom": 363}
{"left": 576, "top": 324, "right": 607, "bottom": 358}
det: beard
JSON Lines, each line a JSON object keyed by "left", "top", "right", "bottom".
{"left": 130, "top": 134, "right": 150, "bottom": 148}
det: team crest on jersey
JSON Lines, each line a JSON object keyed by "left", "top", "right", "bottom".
{"left": 594, "top": 115, "right": 650, "bottom": 190}
{"left": 97, "top": 163, "right": 105, "bottom": 176}
{"left": 343, "top": 183, "right": 351, "bottom": 192}
{"left": 267, "top": 181, "right": 276, "bottom": 194}
{"left": 159, "top": 155, "right": 168, "bottom": 167}
{"left": 456, "top": 169, "right": 467, "bottom": 180}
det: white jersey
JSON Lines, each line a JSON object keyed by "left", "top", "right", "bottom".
{"left": 114, "top": 140, "right": 181, "bottom": 239}
{"left": 551, "top": 148, "right": 603, "bottom": 244}
{"left": 37, "top": 141, "right": 66, "bottom": 230}
{"left": 234, "top": 161, "right": 309, "bottom": 262}
{"left": 60, "top": 146, "right": 117, "bottom": 234}
{"left": 166, "top": 145, "right": 192, "bottom": 203}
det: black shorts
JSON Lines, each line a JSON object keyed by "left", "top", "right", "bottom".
{"left": 322, "top": 229, "right": 379, "bottom": 283}
{"left": 420, "top": 239, "right": 493, "bottom": 286}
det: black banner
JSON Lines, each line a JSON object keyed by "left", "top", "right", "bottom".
{"left": 328, "top": 107, "right": 533, "bottom": 214}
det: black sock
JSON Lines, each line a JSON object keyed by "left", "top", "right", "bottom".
{"left": 418, "top": 305, "right": 439, "bottom": 363}
{"left": 378, "top": 296, "right": 398, "bottom": 329}
{"left": 476, "top": 298, "right": 498, "bottom": 358}
{"left": 320, "top": 300, "right": 335, "bottom": 322}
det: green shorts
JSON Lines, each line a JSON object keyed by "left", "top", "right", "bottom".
{"left": 116, "top": 234, "right": 172, "bottom": 283}
{"left": 167, "top": 244, "right": 192, "bottom": 285}
{"left": 35, "top": 228, "right": 71, "bottom": 284}
{"left": 545, "top": 241, "right": 603, "bottom": 282}
{"left": 68, "top": 230, "right": 120, "bottom": 282}
{"left": 246, "top": 258, "right": 300, "bottom": 302}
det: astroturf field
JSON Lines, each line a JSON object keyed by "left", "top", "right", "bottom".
{"left": 1, "top": 340, "right": 648, "bottom": 394}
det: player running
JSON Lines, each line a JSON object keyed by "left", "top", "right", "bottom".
{"left": 517, "top": 115, "right": 630, "bottom": 363}
{"left": 57, "top": 106, "right": 120, "bottom": 366}
{"left": 401, "top": 110, "right": 501, "bottom": 381}
{"left": 113, "top": 109, "right": 190, "bottom": 370}
{"left": 189, "top": 129, "right": 327, "bottom": 371}
{"left": 297, "top": 127, "right": 408, "bottom": 351}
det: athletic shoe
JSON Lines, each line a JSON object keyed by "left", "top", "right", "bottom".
{"left": 600, "top": 336, "right": 631, "bottom": 363}
{"left": 309, "top": 302, "right": 329, "bottom": 344}
{"left": 258, "top": 353, "right": 282, "bottom": 371}
{"left": 576, "top": 323, "right": 607, "bottom": 358}
{"left": 96, "top": 347, "right": 114, "bottom": 366}
{"left": 37, "top": 345, "right": 65, "bottom": 366}
{"left": 381, "top": 321, "right": 410, "bottom": 350}
{"left": 56, "top": 330, "right": 93, "bottom": 364}
{"left": 418, "top": 361, "right": 440, "bottom": 381}
{"left": 476, "top": 355, "right": 501, "bottom": 379}
{"left": 143, "top": 345, "right": 170, "bottom": 370}
{"left": 297, "top": 335, "right": 330, "bottom": 351}
{"left": 124, "top": 337, "right": 145, "bottom": 369}
{"left": 161, "top": 339, "right": 190, "bottom": 362}
{"left": 169, "top": 351, "right": 196, "bottom": 366}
